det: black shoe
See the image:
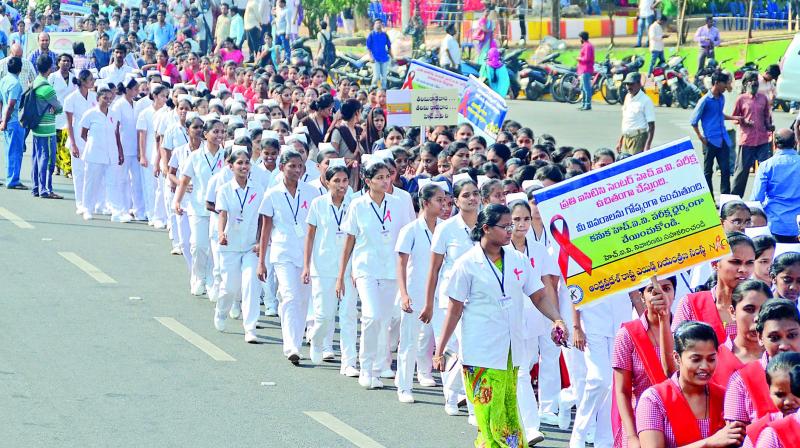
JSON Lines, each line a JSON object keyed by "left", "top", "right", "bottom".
{"left": 288, "top": 353, "right": 300, "bottom": 365}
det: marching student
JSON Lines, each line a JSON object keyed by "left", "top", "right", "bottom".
{"left": 690, "top": 201, "right": 753, "bottom": 289}
{"left": 724, "top": 299, "right": 800, "bottom": 425}
{"left": 253, "top": 137, "right": 280, "bottom": 317}
{"left": 635, "top": 321, "right": 746, "bottom": 447}
{"left": 173, "top": 119, "right": 226, "bottom": 296}
{"left": 742, "top": 352, "right": 800, "bottom": 447}
{"left": 214, "top": 148, "right": 263, "bottom": 343}
{"left": 336, "top": 161, "right": 412, "bottom": 388}
{"left": 257, "top": 149, "right": 319, "bottom": 365}
{"left": 421, "top": 177, "right": 481, "bottom": 416}
{"left": 302, "top": 165, "right": 358, "bottom": 372}
{"left": 79, "top": 83, "right": 124, "bottom": 221}
{"left": 770, "top": 252, "right": 800, "bottom": 305}
{"left": 63, "top": 69, "right": 97, "bottom": 216}
{"left": 752, "top": 235, "right": 777, "bottom": 287}
{"left": 111, "top": 76, "right": 145, "bottom": 221}
{"left": 395, "top": 182, "right": 446, "bottom": 403}
{"left": 137, "top": 84, "right": 170, "bottom": 228}
{"left": 168, "top": 115, "right": 205, "bottom": 272}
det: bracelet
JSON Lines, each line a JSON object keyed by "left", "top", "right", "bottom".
{"left": 432, "top": 354, "right": 444, "bottom": 361}
{"left": 553, "top": 319, "right": 565, "bottom": 326}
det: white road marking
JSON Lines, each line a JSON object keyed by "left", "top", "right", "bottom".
{"left": 154, "top": 317, "right": 236, "bottom": 362}
{"left": 304, "top": 411, "right": 386, "bottom": 448}
{"left": 129, "top": 296, "right": 143, "bottom": 301}
{"left": 58, "top": 251, "right": 117, "bottom": 284}
{"left": 0, "top": 207, "right": 34, "bottom": 229}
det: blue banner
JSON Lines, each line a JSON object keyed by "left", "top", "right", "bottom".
{"left": 457, "top": 75, "right": 508, "bottom": 144}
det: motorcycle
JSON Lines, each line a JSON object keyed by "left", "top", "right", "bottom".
{"left": 651, "top": 63, "right": 673, "bottom": 107}
{"left": 610, "top": 55, "right": 645, "bottom": 104}
{"left": 664, "top": 55, "right": 701, "bottom": 109}
{"left": 504, "top": 48, "right": 527, "bottom": 99}
{"left": 520, "top": 53, "right": 561, "bottom": 101}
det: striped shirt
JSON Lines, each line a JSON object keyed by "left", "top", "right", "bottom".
{"left": 31, "top": 75, "right": 61, "bottom": 137}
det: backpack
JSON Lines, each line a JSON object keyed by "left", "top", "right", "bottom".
{"left": 321, "top": 32, "right": 336, "bottom": 68}
{"left": 19, "top": 85, "right": 43, "bottom": 130}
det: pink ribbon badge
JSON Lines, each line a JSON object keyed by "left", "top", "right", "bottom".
{"left": 301, "top": 200, "right": 308, "bottom": 209}
{"left": 550, "top": 214, "right": 593, "bottom": 280}
{"left": 513, "top": 268, "right": 523, "bottom": 281}
{"left": 248, "top": 193, "right": 257, "bottom": 204}
{"left": 384, "top": 210, "right": 392, "bottom": 222}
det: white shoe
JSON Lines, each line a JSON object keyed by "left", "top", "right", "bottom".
{"left": 170, "top": 246, "right": 182, "bottom": 255}
{"left": 309, "top": 342, "right": 323, "bottom": 365}
{"left": 444, "top": 403, "right": 460, "bottom": 416}
{"left": 190, "top": 284, "right": 206, "bottom": 296}
{"left": 397, "top": 390, "right": 415, "bottom": 403}
{"left": 82, "top": 212, "right": 93, "bottom": 221}
{"left": 369, "top": 377, "right": 384, "bottom": 389}
{"left": 264, "top": 306, "right": 278, "bottom": 317}
{"left": 586, "top": 428, "right": 595, "bottom": 445}
{"left": 111, "top": 213, "right": 132, "bottom": 223}
{"left": 358, "top": 374, "right": 371, "bottom": 388}
{"left": 153, "top": 221, "right": 167, "bottom": 229}
{"left": 417, "top": 373, "right": 437, "bottom": 387}
{"left": 75, "top": 208, "right": 83, "bottom": 215}
{"left": 527, "top": 429, "right": 546, "bottom": 446}
{"left": 340, "top": 366, "right": 360, "bottom": 377}
{"left": 213, "top": 313, "right": 225, "bottom": 332}
{"left": 244, "top": 330, "right": 258, "bottom": 343}
{"left": 322, "top": 351, "right": 336, "bottom": 361}
{"left": 468, "top": 415, "right": 477, "bottom": 426}
{"left": 229, "top": 302, "right": 242, "bottom": 319}
{"left": 379, "top": 369, "right": 395, "bottom": 379}
{"left": 539, "top": 412, "right": 559, "bottom": 426}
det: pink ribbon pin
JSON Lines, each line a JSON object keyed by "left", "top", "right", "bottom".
{"left": 384, "top": 210, "right": 392, "bottom": 222}
{"left": 513, "top": 268, "right": 523, "bottom": 281}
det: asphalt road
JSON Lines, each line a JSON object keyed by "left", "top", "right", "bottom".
{"left": 0, "top": 100, "right": 793, "bottom": 447}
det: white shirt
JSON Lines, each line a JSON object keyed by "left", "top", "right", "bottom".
{"left": 206, "top": 167, "right": 232, "bottom": 240}
{"left": 259, "top": 180, "right": 320, "bottom": 267}
{"left": 63, "top": 90, "right": 97, "bottom": 151}
{"left": 303, "top": 159, "right": 320, "bottom": 183}
{"left": 621, "top": 89, "right": 656, "bottom": 134}
{"left": 47, "top": 71, "right": 76, "bottom": 129}
{"left": 638, "top": 0, "right": 655, "bottom": 17}
{"left": 388, "top": 185, "right": 417, "bottom": 223}
{"left": 648, "top": 21, "right": 664, "bottom": 52}
{"left": 439, "top": 34, "right": 462, "bottom": 67}
{"left": 110, "top": 97, "right": 137, "bottom": 156}
{"left": 136, "top": 105, "right": 161, "bottom": 164}
{"left": 308, "top": 177, "right": 354, "bottom": 197}
{"left": 430, "top": 213, "right": 476, "bottom": 308}
{"left": 162, "top": 121, "right": 189, "bottom": 152}
{"left": 341, "top": 192, "right": 412, "bottom": 280}
{"left": 396, "top": 217, "right": 441, "bottom": 301}
{"left": 79, "top": 106, "right": 118, "bottom": 165}
{"left": 98, "top": 63, "right": 134, "bottom": 86}
{"left": 579, "top": 292, "right": 633, "bottom": 337}
{"left": 170, "top": 143, "right": 194, "bottom": 208}
{"left": 509, "top": 237, "right": 560, "bottom": 337}
{"left": 444, "top": 245, "right": 544, "bottom": 369}
{"left": 216, "top": 178, "right": 263, "bottom": 252}
{"left": 306, "top": 192, "right": 352, "bottom": 278}
{"left": 181, "top": 143, "right": 226, "bottom": 217}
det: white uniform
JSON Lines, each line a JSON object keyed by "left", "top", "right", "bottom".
{"left": 79, "top": 106, "right": 121, "bottom": 217}
{"left": 206, "top": 168, "right": 233, "bottom": 303}
{"left": 156, "top": 111, "right": 179, "bottom": 247}
{"left": 136, "top": 105, "right": 167, "bottom": 226}
{"left": 169, "top": 142, "right": 195, "bottom": 271}
{"left": 259, "top": 180, "right": 320, "bottom": 357}
{"left": 341, "top": 192, "right": 412, "bottom": 380}
{"left": 215, "top": 178, "right": 264, "bottom": 334}
{"left": 110, "top": 97, "right": 145, "bottom": 218}
{"left": 62, "top": 89, "right": 96, "bottom": 213}
{"left": 305, "top": 192, "right": 358, "bottom": 370}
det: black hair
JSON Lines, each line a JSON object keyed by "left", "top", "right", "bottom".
{"left": 770, "top": 252, "right": 800, "bottom": 278}
{"left": 638, "top": 276, "right": 678, "bottom": 294}
{"left": 420, "top": 142, "right": 443, "bottom": 158}
{"left": 226, "top": 147, "right": 250, "bottom": 164}
{"left": 436, "top": 129, "right": 454, "bottom": 143}
{"left": 58, "top": 53, "right": 73, "bottom": 66}
{"left": 766, "top": 352, "right": 800, "bottom": 395}
{"left": 516, "top": 127, "right": 534, "bottom": 140}
{"left": 419, "top": 183, "right": 444, "bottom": 209}
{"left": 756, "top": 299, "right": 800, "bottom": 334}
{"left": 726, "top": 231, "right": 755, "bottom": 254}
{"left": 480, "top": 179, "right": 503, "bottom": 200}
{"left": 116, "top": 77, "right": 138, "bottom": 95}
{"left": 471, "top": 203, "right": 510, "bottom": 242}
{"left": 7, "top": 56, "right": 21, "bottom": 75}
{"left": 535, "top": 164, "right": 564, "bottom": 184}
{"left": 340, "top": 98, "right": 362, "bottom": 121}
{"left": 673, "top": 321, "right": 719, "bottom": 355}
{"left": 749, "top": 205, "right": 767, "bottom": 222}
{"left": 513, "top": 165, "right": 538, "bottom": 185}
{"left": 468, "top": 135, "right": 487, "bottom": 149}
{"left": 508, "top": 198, "right": 531, "bottom": 213}
{"left": 73, "top": 42, "right": 86, "bottom": 55}
{"left": 502, "top": 178, "right": 520, "bottom": 190}
{"left": 480, "top": 162, "right": 502, "bottom": 178}
{"left": 279, "top": 149, "right": 303, "bottom": 167}
{"left": 731, "top": 279, "right": 773, "bottom": 310}
{"left": 766, "top": 64, "right": 781, "bottom": 79}
{"left": 453, "top": 177, "right": 478, "bottom": 200}
{"left": 775, "top": 130, "right": 797, "bottom": 149}
{"left": 720, "top": 200, "right": 750, "bottom": 220}
{"left": 445, "top": 141, "right": 469, "bottom": 158}
{"left": 261, "top": 138, "right": 280, "bottom": 152}
{"left": 203, "top": 118, "right": 223, "bottom": 133}
{"left": 325, "top": 165, "right": 350, "bottom": 181}
{"left": 36, "top": 55, "right": 52, "bottom": 75}
{"left": 487, "top": 143, "right": 511, "bottom": 163}
{"left": 310, "top": 93, "right": 334, "bottom": 111}
{"left": 711, "top": 70, "right": 731, "bottom": 85}
{"left": 593, "top": 148, "right": 616, "bottom": 163}
{"left": 72, "top": 69, "right": 93, "bottom": 87}
{"left": 363, "top": 161, "right": 389, "bottom": 181}
{"left": 753, "top": 235, "right": 777, "bottom": 259}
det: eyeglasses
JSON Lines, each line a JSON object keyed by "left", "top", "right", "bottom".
{"left": 492, "top": 224, "right": 515, "bottom": 232}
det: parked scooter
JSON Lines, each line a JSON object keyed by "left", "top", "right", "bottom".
{"left": 664, "top": 55, "right": 701, "bottom": 109}
{"left": 519, "top": 53, "right": 561, "bottom": 101}
{"left": 610, "top": 55, "right": 645, "bottom": 103}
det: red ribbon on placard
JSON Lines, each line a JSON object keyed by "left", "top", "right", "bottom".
{"left": 401, "top": 71, "right": 415, "bottom": 90}
{"left": 550, "top": 215, "right": 593, "bottom": 280}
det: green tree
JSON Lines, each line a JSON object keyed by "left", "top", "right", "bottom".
{"left": 302, "top": 0, "right": 370, "bottom": 36}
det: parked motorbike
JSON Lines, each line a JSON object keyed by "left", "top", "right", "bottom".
{"left": 610, "top": 55, "right": 644, "bottom": 104}
{"left": 651, "top": 63, "right": 673, "bottom": 107}
{"left": 504, "top": 48, "right": 527, "bottom": 99}
{"left": 664, "top": 55, "right": 701, "bottom": 109}
{"left": 520, "top": 53, "right": 561, "bottom": 101}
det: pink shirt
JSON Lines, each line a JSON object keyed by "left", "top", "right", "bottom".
{"left": 742, "top": 412, "right": 782, "bottom": 448}
{"left": 723, "top": 351, "right": 770, "bottom": 424}
{"left": 755, "top": 412, "right": 800, "bottom": 448}
{"left": 672, "top": 290, "right": 737, "bottom": 342}
{"left": 636, "top": 375, "right": 712, "bottom": 448}
{"left": 220, "top": 48, "right": 244, "bottom": 65}
{"left": 733, "top": 92, "right": 772, "bottom": 147}
{"left": 577, "top": 41, "right": 595, "bottom": 75}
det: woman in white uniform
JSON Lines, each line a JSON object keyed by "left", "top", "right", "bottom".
{"left": 336, "top": 161, "right": 412, "bottom": 388}
{"left": 421, "top": 177, "right": 481, "bottom": 415}
{"left": 214, "top": 148, "right": 263, "bottom": 343}
{"left": 110, "top": 76, "right": 145, "bottom": 220}
{"left": 79, "top": 83, "right": 123, "bottom": 221}
{"left": 162, "top": 96, "right": 192, "bottom": 253}
{"left": 257, "top": 149, "right": 320, "bottom": 365}
{"left": 168, "top": 115, "right": 205, "bottom": 272}
{"left": 302, "top": 165, "right": 357, "bottom": 373}
{"left": 137, "top": 84, "right": 170, "bottom": 228}
{"left": 395, "top": 182, "right": 446, "bottom": 403}
{"left": 63, "top": 70, "right": 97, "bottom": 216}
{"left": 173, "top": 119, "right": 226, "bottom": 296}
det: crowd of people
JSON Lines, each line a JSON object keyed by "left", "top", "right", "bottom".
{"left": 2, "top": 2, "right": 800, "bottom": 448}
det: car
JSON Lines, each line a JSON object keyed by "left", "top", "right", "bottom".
{"left": 776, "top": 33, "right": 800, "bottom": 101}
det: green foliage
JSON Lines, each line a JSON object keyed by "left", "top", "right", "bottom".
{"left": 302, "top": 0, "right": 370, "bottom": 35}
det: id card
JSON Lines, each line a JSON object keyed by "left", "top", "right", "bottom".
{"left": 294, "top": 223, "right": 304, "bottom": 237}
{"left": 380, "top": 230, "right": 391, "bottom": 242}
{"left": 336, "top": 231, "right": 346, "bottom": 241}
{"left": 497, "top": 295, "right": 512, "bottom": 310}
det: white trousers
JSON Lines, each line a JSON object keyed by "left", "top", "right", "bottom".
{"left": 164, "top": 177, "right": 178, "bottom": 246}
{"left": 538, "top": 332, "right": 563, "bottom": 414}
{"left": 106, "top": 163, "right": 128, "bottom": 217}
{"left": 262, "top": 260, "right": 278, "bottom": 309}
{"left": 217, "top": 250, "right": 260, "bottom": 331}
{"left": 355, "top": 277, "right": 397, "bottom": 377}
{"left": 140, "top": 166, "right": 155, "bottom": 220}
{"left": 570, "top": 333, "right": 613, "bottom": 448}
{"left": 518, "top": 337, "right": 542, "bottom": 438}
{"left": 395, "top": 307, "right": 434, "bottom": 392}
{"left": 152, "top": 173, "right": 167, "bottom": 225}
{"left": 380, "top": 305, "right": 401, "bottom": 371}
{"left": 432, "top": 306, "right": 465, "bottom": 407}
{"left": 309, "top": 275, "right": 358, "bottom": 367}
{"left": 120, "top": 156, "right": 145, "bottom": 218}
{"left": 176, "top": 212, "right": 192, "bottom": 272}
{"left": 188, "top": 215, "right": 211, "bottom": 294}
{"left": 81, "top": 161, "right": 108, "bottom": 215}
{"left": 71, "top": 155, "right": 85, "bottom": 212}
{"left": 274, "top": 263, "right": 310, "bottom": 357}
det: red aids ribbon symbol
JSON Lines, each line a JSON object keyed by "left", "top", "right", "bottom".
{"left": 217, "top": 160, "right": 222, "bottom": 169}
{"left": 550, "top": 215, "right": 593, "bottom": 280}
{"left": 513, "top": 268, "right": 523, "bottom": 281}
{"left": 248, "top": 193, "right": 257, "bottom": 204}
{"left": 301, "top": 200, "right": 308, "bottom": 209}
{"left": 401, "top": 71, "right": 415, "bottom": 90}
{"left": 384, "top": 210, "right": 392, "bottom": 222}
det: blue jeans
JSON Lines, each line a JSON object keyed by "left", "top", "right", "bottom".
{"left": 636, "top": 15, "right": 655, "bottom": 47}
{"left": 32, "top": 134, "right": 56, "bottom": 196}
{"left": 4, "top": 120, "right": 23, "bottom": 186}
{"left": 275, "top": 34, "right": 290, "bottom": 58}
{"left": 372, "top": 60, "right": 390, "bottom": 88}
{"left": 581, "top": 72, "right": 593, "bottom": 109}
{"left": 648, "top": 50, "right": 665, "bottom": 75}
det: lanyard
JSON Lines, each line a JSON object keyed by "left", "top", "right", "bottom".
{"left": 203, "top": 150, "right": 221, "bottom": 174}
{"left": 235, "top": 186, "right": 249, "bottom": 214}
{"left": 330, "top": 203, "right": 345, "bottom": 231}
{"left": 284, "top": 191, "right": 301, "bottom": 224}
{"left": 482, "top": 249, "right": 505, "bottom": 296}
{"left": 424, "top": 228, "right": 432, "bottom": 245}
{"left": 511, "top": 237, "right": 529, "bottom": 257}
{"left": 370, "top": 200, "right": 387, "bottom": 231}
{"left": 533, "top": 227, "right": 548, "bottom": 246}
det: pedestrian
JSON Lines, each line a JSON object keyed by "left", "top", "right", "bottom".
{"left": 577, "top": 31, "right": 594, "bottom": 111}
{"left": 257, "top": 149, "right": 320, "bottom": 365}
{"left": 243, "top": 0, "right": 262, "bottom": 60}
{"left": 616, "top": 72, "right": 656, "bottom": 154}
{"left": 475, "top": 6, "right": 497, "bottom": 65}
{"left": 111, "top": 76, "right": 146, "bottom": 221}
{"left": 167, "top": 115, "right": 204, "bottom": 272}
{"left": 731, "top": 71, "right": 773, "bottom": 198}
{"left": 690, "top": 70, "right": 739, "bottom": 197}
{"left": 99, "top": 45, "right": 135, "bottom": 87}
{"left": 136, "top": 84, "right": 170, "bottom": 228}
{"left": 63, "top": 70, "right": 97, "bottom": 214}
{"left": 30, "top": 55, "right": 63, "bottom": 199}
{"left": 694, "top": 16, "right": 720, "bottom": 73}
{"left": 215, "top": 3, "right": 232, "bottom": 49}
{"left": 440, "top": 24, "right": 461, "bottom": 73}
{"left": 48, "top": 53, "right": 75, "bottom": 178}
{"left": 366, "top": 19, "right": 392, "bottom": 89}
{"left": 636, "top": 0, "right": 658, "bottom": 48}
{"left": 433, "top": 203, "right": 567, "bottom": 448}
{"left": 647, "top": 16, "right": 668, "bottom": 75}
{"left": 28, "top": 32, "right": 57, "bottom": 72}
{"left": 479, "top": 47, "right": 510, "bottom": 98}
{"left": 214, "top": 148, "right": 263, "bottom": 343}
{"left": 0, "top": 55, "right": 25, "bottom": 189}
{"left": 0, "top": 44, "right": 35, "bottom": 90}
{"left": 750, "top": 129, "right": 800, "bottom": 243}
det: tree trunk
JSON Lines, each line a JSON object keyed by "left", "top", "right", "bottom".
{"left": 746, "top": 0, "right": 754, "bottom": 39}
{"left": 677, "top": 0, "right": 689, "bottom": 47}
{"left": 402, "top": 0, "right": 410, "bottom": 30}
{"left": 551, "top": 0, "right": 561, "bottom": 39}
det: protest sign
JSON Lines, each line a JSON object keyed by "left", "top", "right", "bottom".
{"left": 457, "top": 76, "right": 508, "bottom": 143}
{"left": 60, "top": 0, "right": 91, "bottom": 15}
{"left": 410, "top": 89, "right": 459, "bottom": 126}
{"left": 386, "top": 89, "right": 411, "bottom": 127}
{"left": 25, "top": 32, "right": 96, "bottom": 57}
{"left": 400, "top": 60, "right": 467, "bottom": 91}
{"left": 533, "top": 138, "right": 730, "bottom": 309}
